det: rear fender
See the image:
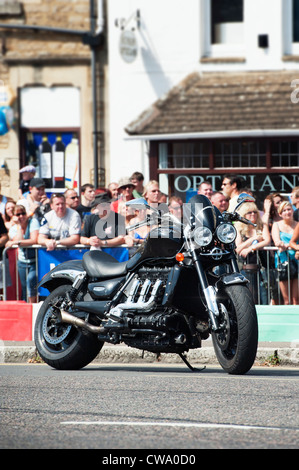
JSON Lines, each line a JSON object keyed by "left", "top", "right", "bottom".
{"left": 38, "top": 260, "right": 85, "bottom": 291}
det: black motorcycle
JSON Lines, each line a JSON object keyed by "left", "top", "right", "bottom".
{"left": 34, "top": 193, "right": 258, "bottom": 374}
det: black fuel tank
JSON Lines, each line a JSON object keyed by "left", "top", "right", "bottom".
{"left": 132, "top": 225, "right": 183, "bottom": 263}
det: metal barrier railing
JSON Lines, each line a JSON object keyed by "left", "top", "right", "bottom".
{"left": 1, "top": 244, "right": 86, "bottom": 302}
{"left": 1, "top": 244, "right": 299, "bottom": 305}
{"left": 1, "top": 244, "right": 132, "bottom": 303}
{"left": 239, "top": 247, "right": 299, "bottom": 306}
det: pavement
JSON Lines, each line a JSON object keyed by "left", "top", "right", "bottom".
{"left": 1, "top": 339, "right": 299, "bottom": 367}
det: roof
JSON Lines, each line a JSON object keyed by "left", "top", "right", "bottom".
{"left": 125, "top": 71, "right": 299, "bottom": 136}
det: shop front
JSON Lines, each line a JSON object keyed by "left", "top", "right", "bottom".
{"left": 19, "top": 86, "right": 81, "bottom": 194}
{"left": 148, "top": 137, "right": 299, "bottom": 206}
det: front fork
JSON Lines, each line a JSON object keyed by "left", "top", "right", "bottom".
{"left": 191, "top": 250, "right": 220, "bottom": 332}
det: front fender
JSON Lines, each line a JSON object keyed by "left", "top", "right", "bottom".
{"left": 38, "top": 259, "right": 85, "bottom": 291}
{"left": 216, "top": 272, "right": 249, "bottom": 290}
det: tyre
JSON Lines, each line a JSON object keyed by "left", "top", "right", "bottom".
{"left": 212, "top": 284, "right": 258, "bottom": 375}
{"left": 34, "top": 285, "right": 104, "bottom": 370}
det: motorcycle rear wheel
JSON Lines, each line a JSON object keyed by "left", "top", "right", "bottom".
{"left": 212, "top": 284, "right": 258, "bottom": 375}
{"left": 34, "top": 285, "right": 104, "bottom": 370}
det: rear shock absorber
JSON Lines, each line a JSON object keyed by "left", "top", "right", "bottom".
{"left": 66, "top": 272, "right": 87, "bottom": 303}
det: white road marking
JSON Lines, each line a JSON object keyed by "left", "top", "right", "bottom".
{"left": 60, "top": 420, "right": 295, "bottom": 432}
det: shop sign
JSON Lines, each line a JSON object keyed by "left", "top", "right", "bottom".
{"left": 174, "top": 173, "right": 299, "bottom": 205}
{"left": 119, "top": 30, "right": 138, "bottom": 63}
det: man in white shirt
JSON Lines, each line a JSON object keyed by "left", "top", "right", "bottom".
{"left": 38, "top": 193, "right": 81, "bottom": 251}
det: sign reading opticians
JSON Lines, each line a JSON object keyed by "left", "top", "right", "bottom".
{"left": 174, "top": 174, "right": 299, "bottom": 193}
{"left": 119, "top": 30, "right": 138, "bottom": 63}
{"left": 173, "top": 173, "right": 299, "bottom": 206}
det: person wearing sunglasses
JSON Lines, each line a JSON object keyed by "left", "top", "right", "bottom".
{"left": 64, "top": 188, "right": 80, "bottom": 211}
{"left": 110, "top": 177, "right": 135, "bottom": 214}
{"left": 143, "top": 180, "right": 160, "bottom": 206}
{"left": 221, "top": 175, "right": 244, "bottom": 212}
{"left": 6, "top": 204, "right": 40, "bottom": 303}
{"left": 272, "top": 201, "right": 298, "bottom": 305}
{"left": 235, "top": 202, "right": 271, "bottom": 305}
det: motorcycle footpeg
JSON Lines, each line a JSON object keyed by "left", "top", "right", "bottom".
{"left": 107, "top": 307, "right": 124, "bottom": 323}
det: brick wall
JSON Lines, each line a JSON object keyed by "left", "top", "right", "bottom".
{"left": 1, "top": 0, "right": 91, "bottom": 60}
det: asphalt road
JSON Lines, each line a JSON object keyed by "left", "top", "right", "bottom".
{"left": 0, "top": 363, "right": 298, "bottom": 450}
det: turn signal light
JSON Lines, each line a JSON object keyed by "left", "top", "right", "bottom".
{"left": 176, "top": 253, "right": 184, "bottom": 262}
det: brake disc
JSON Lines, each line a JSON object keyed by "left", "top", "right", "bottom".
{"left": 42, "top": 307, "right": 72, "bottom": 345}
{"left": 214, "top": 303, "right": 231, "bottom": 350}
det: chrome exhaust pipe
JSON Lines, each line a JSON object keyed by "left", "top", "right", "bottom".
{"left": 112, "top": 279, "right": 162, "bottom": 313}
{"left": 61, "top": 310, "right": 106, "bottom": 334}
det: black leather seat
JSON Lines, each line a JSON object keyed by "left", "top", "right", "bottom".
{"left": 82, "top": 250, "right": 128, "bottom": 279}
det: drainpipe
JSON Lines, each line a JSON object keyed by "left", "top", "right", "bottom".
{"left": 90, "top": 0, "right": 99, "bottom": 189}
{"left": 88, "top": 0, "right": 105, "bottom": 188}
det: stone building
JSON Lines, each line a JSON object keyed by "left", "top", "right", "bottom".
{"left": 0, "top": 0, "right": 106, "bottom": 199}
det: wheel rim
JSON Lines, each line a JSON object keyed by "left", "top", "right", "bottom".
{"left": 42, "top": 307, "right": 72, "bottom": 345}
{"left": 39, "top": 291, "right": 80, "bottom": 353}
{"left": 213, "top": 297, "right": 238, "bottom": 360}
{"left": 214, "top": 303, "right": 231, "bottom": 351}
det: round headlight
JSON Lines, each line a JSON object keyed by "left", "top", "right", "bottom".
{"left": 193, "top": 226, "right": 213, "bottom": 247}
{"left": 216, "top": 223, "right": 237, "bottom": 244}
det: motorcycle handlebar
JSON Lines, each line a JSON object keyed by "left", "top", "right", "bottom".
{"left": 223, "top": 211, "right": 256, "bottom": 227}
{"left": 126, "top": 207, "right": 257, "bottom": 233}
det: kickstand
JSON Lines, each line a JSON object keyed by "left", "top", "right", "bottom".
{"left": 178, "top": 353, "right": 206, "bottom": 372}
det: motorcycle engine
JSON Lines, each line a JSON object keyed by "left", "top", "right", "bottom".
{"left": 107, "top": 266, "right": 200, "bottom": 353}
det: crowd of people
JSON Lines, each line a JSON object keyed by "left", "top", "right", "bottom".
{"left": 0, "top": 168, "right": 299, "bottom": 305}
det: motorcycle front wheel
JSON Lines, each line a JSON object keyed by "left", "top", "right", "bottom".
{"left": 212, "top": 284, "right": 258, "bottom": 375}
{"left": 34, "top": 285, "right": 104, "bottom": 370}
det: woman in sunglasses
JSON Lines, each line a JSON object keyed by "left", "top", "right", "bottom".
{"left": 272, "top": 201, "right": 298, "bottom": 305}
{"left": 235, "top": 202, "right": 271, "bottom": 305}
{"left": 6, "top": 204, "right": 40, "bottom": 303}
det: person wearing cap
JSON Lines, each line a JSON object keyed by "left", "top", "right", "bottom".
{"left": 18, "top": 165, "right": 36, "bottom": 199}
{"left": 80, "top": 193, "right": 133, "bottom": 250}
{"left": 38, "top": 193, "right": 81, "bottom": 251}
{"left": 110, "top": 177, "right": 135, "bottom": 214}
{"left": 16, "top": 177, "right": 50, "bottom": 222}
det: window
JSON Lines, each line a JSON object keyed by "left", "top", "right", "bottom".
{"left": 214, "top": 141, "right": 267, "bottom": 168}
{"left": 21, "top": 130, "right": 80, "bottom": 190}
{"left": 211, "top": 0, "right": 244, "bottom": 45}
{"left": 202, "top": 0, "right": 245, "bottom": 59}
{"left": 271, "top": 141, "right": 299, "bottom": 167}
{"left": 20, "top": 87, "right": 81, "bottom": 192}
{"left": 159, "top": 142, "right": 210, "bottom": 170}
{"left": 294, "top": 0, "right": 299, "bottom": 42}
{"left": 285, "top": 0, "right": 299, "bottom": 55}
